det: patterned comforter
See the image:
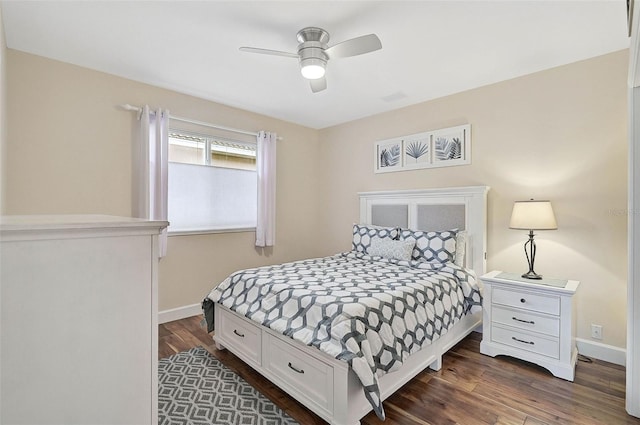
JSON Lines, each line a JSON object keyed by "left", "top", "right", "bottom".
{"left": 203, "top": 251, "right": 482, "bottom": 420}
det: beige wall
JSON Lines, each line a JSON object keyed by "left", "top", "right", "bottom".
{"left": 318, "top": 50, "right": 629, "bottom": 349}
{"left": 4, "top": 50, "right": 323, "bottom": 311}
{"left": 1, "top": 5, "right": 7, "bottom": 212}
{"left": 3, "top": 47, "right": 630, "bottom": 350}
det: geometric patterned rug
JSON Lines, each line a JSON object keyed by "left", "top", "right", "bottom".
{"left": 158, "top": 347, "right": 299, "bottom": 425}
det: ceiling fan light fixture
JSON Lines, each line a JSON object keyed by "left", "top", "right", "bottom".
{"left": 300, "top": 57, "right": 326, "bottom": 80}
{"left": 240, "top": 26, "right": 382, "bottom": 92}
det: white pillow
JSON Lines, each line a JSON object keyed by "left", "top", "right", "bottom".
{"left": 367, "top": 236, "right": 416, "bottom": 261}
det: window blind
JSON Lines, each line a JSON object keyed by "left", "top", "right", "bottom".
{"left": 168, "top": 162, "right": 257, "bottom": 232}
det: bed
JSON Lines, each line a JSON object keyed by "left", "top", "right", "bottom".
{"left": 202, "top": 186, "right": 489, "bottom": 425}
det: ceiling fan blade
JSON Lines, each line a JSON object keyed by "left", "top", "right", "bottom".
{"left": 325, "top": 34, "right": 382, "bottom": 59}
{"left": 310, "top": 77, "right": 327, "bottom": 93}
{"left": 239, "top": 47, "right": 299, "bottom": 59}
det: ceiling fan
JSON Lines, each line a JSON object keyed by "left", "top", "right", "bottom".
{"left": 240, "top": 27, "right": 382, "bottom": 93}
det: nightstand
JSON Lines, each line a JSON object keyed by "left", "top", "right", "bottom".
{"left": 479, "top": 270, "right": 580, "bottom": 381}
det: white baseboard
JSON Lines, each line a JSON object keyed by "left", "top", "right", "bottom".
{"left": 158, "top": 303, "right": 202, "bottom": 324}
{"left": 576, "top": 338, "right": 626, "bottom": 366}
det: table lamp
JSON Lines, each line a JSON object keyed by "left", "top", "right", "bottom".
{"left": 509, "top": 199, "right": 557, "bottom": 279}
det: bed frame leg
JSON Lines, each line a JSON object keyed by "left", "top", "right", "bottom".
{"left": 212, "top": 335, "right": 226, "bottom": 351}
{"left": 429, "top": 355, "right": 443, "bottom": 371}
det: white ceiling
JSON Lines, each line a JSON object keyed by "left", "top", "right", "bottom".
{"left": 1, "top": 1, "right": 631, "bottom": 129}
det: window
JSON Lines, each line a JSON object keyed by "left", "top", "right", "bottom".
{"left": 167, "top": 130, "right": 257, "bottom": 233}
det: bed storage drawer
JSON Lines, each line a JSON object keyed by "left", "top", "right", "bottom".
{"left": 263, "top": 333, "right": 334, "bottom": 417}
{"left": 217, "top": 307, "right": 262, "bottom": 367}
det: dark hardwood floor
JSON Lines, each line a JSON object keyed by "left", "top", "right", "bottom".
{"left": 159, "top": 315, "right": 640, "bottom": 425}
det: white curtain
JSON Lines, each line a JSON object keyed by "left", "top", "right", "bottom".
{"left": 133, "top": 105, "right": 169, "bottom": 257}
{"left": 256, "top": 131, "right": 277, "bottom": 247}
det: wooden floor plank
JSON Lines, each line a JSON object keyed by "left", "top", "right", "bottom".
{"left": 159, "top": 316, "right": 640, "bottom": 425}
{"left": 382, "top": 376, "right": 529, "bottom": 425}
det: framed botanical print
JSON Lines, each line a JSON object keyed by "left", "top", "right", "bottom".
{"left": 374, "top": 137, "right": 403, "bottom": 173}
{"left": 373, "top": 124, "right": 470, "bottom": 173}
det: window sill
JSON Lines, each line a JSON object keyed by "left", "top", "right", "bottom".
{"left": 168, "top": 227, "right": 256, "bottom": 237}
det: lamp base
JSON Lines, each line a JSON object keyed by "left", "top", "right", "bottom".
{"left": 522, "top": 270, "right": 542, "bottom": 280}
{"left": 522, "top": 230, "right": 542, "bottom": 280}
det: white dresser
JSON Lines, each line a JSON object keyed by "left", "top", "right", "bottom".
{"left": 479, "top": 270, "right": 580, "bottom": 381}
{"left": 0, "top": 215, "right": 168, "bottom": 425}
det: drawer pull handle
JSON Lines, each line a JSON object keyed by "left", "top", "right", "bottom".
{"left": 233, "top": 329, "right": 245, "bottom": 338}
{"left": 512, "top": 316, "right": 535, "bottom": 325}
{"left": 512, "top": 336, "right": 534, "bottom": 345}
{"left": 520, "top": 298, "right": 526, "bottom": 303}
{"left": 288, "top": 362, "right": 305, "bottom": 374}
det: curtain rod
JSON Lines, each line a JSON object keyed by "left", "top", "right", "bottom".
{"left": 120, "top": 104, "right": 282, "bottom": 140}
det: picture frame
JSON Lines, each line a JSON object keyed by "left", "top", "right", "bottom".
{"left": 402, "top": 131, "right": 431, "bottom": 170}
{"left": 374, "top": 137, "right": 403, "bottom": 173}
{"left": 373, "top": 124, "right": 471, "bottom": 173}
{"left": 431, "top": 124, "right": 470, "bottom": 168}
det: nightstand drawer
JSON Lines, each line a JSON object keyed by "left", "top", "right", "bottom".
{"left": 492, "top": 324, "right": 559, "bottom": 359}
{"left": 493, "top": 287, "right": 560, "bottom": 315}
{"left": 492, "top": 305, "right": 560, "bottom": 337}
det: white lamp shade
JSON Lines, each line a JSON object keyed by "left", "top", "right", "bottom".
{"left": 300, "top": 57, "right": 326, "bottom": 79}
{"left": 509, "top": 200, "right": 557, "bottom": 230}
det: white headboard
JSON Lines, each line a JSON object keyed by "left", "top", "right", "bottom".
{"left": 359, "top": 186, "right": 490, "bottom": 277}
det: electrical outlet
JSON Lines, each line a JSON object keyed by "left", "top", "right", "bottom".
{"left": 591, "top": 324, "right": 603, "bottom": 340}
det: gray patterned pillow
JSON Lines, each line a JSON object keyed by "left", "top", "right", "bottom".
{"left": 367, "top": 236, "right": 416, "bottom": 261}
{"left": 399, "top": 228, "right": 458, "bottom": 263}
{"left": 352, "top": 224, "right": 399, "bottom": 253}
